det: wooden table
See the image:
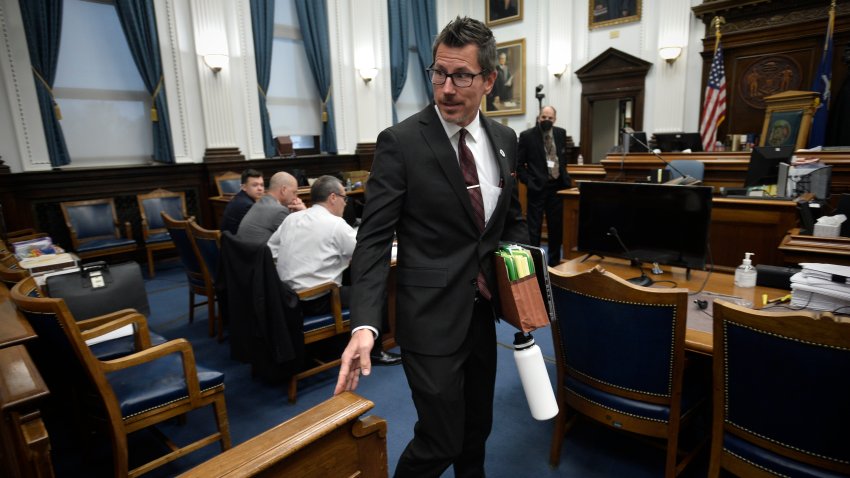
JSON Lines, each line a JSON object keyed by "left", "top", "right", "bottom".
{"left": 552, "top": 256, "right": 790, "bottom": 355}
{"left": 0, "top": 283, "right": 36, "bottom": 348}
{"left": 779, "top": 228, "right": 850, "bottom": 266}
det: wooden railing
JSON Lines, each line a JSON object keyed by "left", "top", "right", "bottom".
{"left": 179, "top": 392, "right": 387, "bottom": 478}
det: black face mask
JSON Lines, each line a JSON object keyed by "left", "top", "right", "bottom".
{"left": 539, "top": 120, "right": 553, "bottom": 131}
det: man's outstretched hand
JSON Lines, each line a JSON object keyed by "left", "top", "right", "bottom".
{"left": 334, "top": 328, "right": 375, "bottom": 395}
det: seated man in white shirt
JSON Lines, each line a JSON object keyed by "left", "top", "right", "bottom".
{"left": 270, "top": 175, "right": 400, "bottom": 365}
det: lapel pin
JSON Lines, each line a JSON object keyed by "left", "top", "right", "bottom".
{"left": 499, "top": 149, "right": 505, "bottom": 157}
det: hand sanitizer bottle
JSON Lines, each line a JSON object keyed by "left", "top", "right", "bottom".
{"left": 734, "top": 252, "right": 757, "bottom": 288}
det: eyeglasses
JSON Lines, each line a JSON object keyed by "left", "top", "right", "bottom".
{"left": 334, "top": 192, "right": 350, "bottom": 203}
{"left": 427, "top": 68, "right": 487, "bottom": 88}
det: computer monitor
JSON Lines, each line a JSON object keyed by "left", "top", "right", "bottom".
{"left": 744, "top": 146, "right": 794, "bottom": 188}
{"left": 577, "top": 181, "right": 713, "bottom": 270}
{"left": 623, "top": 131, "right": 650, "bottom": 153}
{"left": 653, "top": 132, "right": 704, "bottom": 152}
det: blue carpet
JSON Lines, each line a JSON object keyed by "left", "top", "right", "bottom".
{"left": 48, "top": 257, "right": 710, "bottom": 477}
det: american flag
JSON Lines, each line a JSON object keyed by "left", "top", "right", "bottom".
{"left": 700, "top": 46, "right": 726, "bottom": 152}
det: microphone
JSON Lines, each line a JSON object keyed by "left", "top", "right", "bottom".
{"left": 620, "top": 129, "right": 697, "bottom": 185}
{"left": 606, "top": 226, "right": 654, "bottom": 287}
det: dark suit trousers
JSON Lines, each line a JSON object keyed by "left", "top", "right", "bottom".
{"left": 394, "top": 298, "right": 497, "bottom": 478}
{"left": 527, "top": 180, "right": 564, "bottom": 266}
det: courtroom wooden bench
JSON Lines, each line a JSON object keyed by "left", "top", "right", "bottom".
{"left": 179, "top": 391, "right": 387, "bottom": 478}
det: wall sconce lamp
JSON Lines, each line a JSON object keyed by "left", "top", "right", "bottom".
{"left": 658, "top": 46, "right": 682, "bottom": 65}
{"left": 358, "top": 67, "right": 378, "bottom": 84}
{"left": 203, "top": 54, "right": 228, "bottom": 74}
{"left": 548, "top": 64, "right": 568, "bottom": 79}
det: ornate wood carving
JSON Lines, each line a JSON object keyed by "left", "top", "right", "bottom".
{"left": 575, "top": 48, "right": 652, "bottom": 162}
{"left": 694, "top": 0, "right": 849, "bottom": 144}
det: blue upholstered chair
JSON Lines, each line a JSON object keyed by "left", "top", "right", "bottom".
{"left": 214, "top": 171, "right": 242, "bottom": 196}
{"left": 136, "top": 188, "right": 189, "bottom": 278}
{"left": 549, "top": 266, "right": 708, "bottom": 478}
{"left": 709, "top": 300, "right": 850, "bottom": 478}
{"left": 59, "top": 198, "right": 137, "bottom": 260}
{"left": 187, "top": 220, "right": 224, "bottom": 341}
{"left": 666, "top": 159, "right": 705, "bottom": 181}
{"left": 161, "top": 212, "right": 218, "bottom": 338}
{"left": 10, "top": 276, "right": 231, "bottom": 477}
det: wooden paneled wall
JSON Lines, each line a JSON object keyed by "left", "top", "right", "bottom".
{"left": 0, "top": 153, "right": 370, "bottom": 256}
{"left": 693, "top": 0, "right": 850, "bottom": 141}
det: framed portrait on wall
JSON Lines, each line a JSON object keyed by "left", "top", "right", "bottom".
{"left": 759, "top": 90, "right": 818, "bottom": 150}
{"left": 486, "top": 0, "right": 522, "bottom": 27}
{"left": 589, "top": 0, "right": 641, "bottom": 30}
{"left": 482, "top": 39, "right": 525, "bottom": 117}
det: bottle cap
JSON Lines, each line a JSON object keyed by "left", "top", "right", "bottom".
{"left": 743, "top": 252, "right": 754, "bottom": 266}
{"left": 513, "top": 332, "right": 535, "bottom": 349}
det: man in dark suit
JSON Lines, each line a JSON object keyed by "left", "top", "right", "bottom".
{"left": 220, "top": 169, "right": 264, "bottom": 235}
{"left": 517, "top": 106, "right": 571, "bottom": 266}
{"left": 335, "top": 16, "right": 528, "bottom": 477}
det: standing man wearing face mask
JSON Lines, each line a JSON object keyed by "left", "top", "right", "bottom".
{"left": 517, "top": 106, "right": 571, "bottom": 267}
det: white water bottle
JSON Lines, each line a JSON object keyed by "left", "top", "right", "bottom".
{"left": 513, "top": 332, "right": 559, "bottom": 420}
{"left": 576, "top": 154, "right": 584, "bottom": 165}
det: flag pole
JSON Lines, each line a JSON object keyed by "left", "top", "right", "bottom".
{"left": 712, "top": 16, "right": 724, "bottom": 54}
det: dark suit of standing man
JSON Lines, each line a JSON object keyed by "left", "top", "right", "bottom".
{"left": 518, "top": 106, "right": 571, "bottom": 266}
{"left": 335, "top": 16, "right": 528, "bottom": 478}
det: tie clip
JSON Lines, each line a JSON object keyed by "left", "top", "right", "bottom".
{"left": 467, "top": 184, "right": 480, "bottom": 190}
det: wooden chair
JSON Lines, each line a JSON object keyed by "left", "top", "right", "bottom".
{"left": 161, "top": 213, "right": 218, "bottom": 337}
{"left": 136, "top": 188, "right": 189, "bottom": 278}
{"left": 290, "top": 282, "right": 351, "bottom": 403}
{"left": 0, "top": 253, "right": 29, "bottom": 288}
{"left": 214, "top": 171, "right": 241, "bottom": 196}
{"left": 709, "top": 300, "right": 850, "bottom": 477}
{"left": 548, "top": 266, "right": 708, "bottom": 477}
{"left": 187, "top": 221, "right": 223, "bottom": 341}
{"left": 10, "top": 276, "right": 231, "bottom": 478}
{"left": 59, "top": 198, "right": 137, "bottom": 261}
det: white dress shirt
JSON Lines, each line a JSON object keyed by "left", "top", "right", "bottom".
{"left": 434, "top": 105, "right": 502, "bottom": 225}
{"left": 269, "top": 204, "right": 357, "bottom": 292}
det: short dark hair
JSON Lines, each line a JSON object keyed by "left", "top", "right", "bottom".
{"left": 241, "top": 168, "right": 262, "bottom": 184}
{"left": 311, "top": 175, "right": 343, "bottom": 203}
{"left": 432, "top": 16, "right": 497, "bottom": 73}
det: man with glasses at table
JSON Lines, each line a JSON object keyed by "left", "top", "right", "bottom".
{"left": 336, "top": 16, "right": 527, "bottom": 477}
{"left": 270, "top": 175, "right": 402, "bottom": 366}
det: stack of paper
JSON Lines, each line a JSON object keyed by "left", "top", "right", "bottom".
{"left": 790, "top": 263, "right": 850, "bottom": 312}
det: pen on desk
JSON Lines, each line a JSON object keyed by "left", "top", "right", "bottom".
{"left": 762, "top": 294, "right": 791, "bottom": 306}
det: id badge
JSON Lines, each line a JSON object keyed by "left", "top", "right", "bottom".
{"left": 546, "top": 160, "right": 555, "bottom": 168}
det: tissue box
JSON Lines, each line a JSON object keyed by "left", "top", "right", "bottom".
{"left": 814, "top": 223, "right": 841, "bottom": 237}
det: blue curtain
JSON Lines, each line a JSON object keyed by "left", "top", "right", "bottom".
{"left": 295, "top": 0, "right": 337, "bottom": 153}
{"left": 250, "top": 0, "right": 276, "bottom": 158}
{"left": 113, "top": 0, "right": 175, "bottom": 164}
{"left": 411, "top": 0, "right": 437, "bottom": 103}
{"left": 18, "top": 0, "right": 70, "bottom": 167}
{"left": 388, "top": 0, "right": 409, "bottom": 124}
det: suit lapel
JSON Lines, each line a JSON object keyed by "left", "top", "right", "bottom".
{"left": 418, "top": 107, "right": 479, "bottom": 227}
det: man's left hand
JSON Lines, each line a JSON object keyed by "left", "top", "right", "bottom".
{"left": 289, "top": 197, "right": 306, "bottom": 211}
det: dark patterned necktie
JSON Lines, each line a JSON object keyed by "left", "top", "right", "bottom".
{"left": 544, "top": 132, "right": 559, "bottom": 180}
{"left": 458, "top": 128, "right": 491, "bottom": 300}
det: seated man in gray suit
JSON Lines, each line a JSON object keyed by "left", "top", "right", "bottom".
{"left": 237, "top": 171, "right": 305, "bottom": 244}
